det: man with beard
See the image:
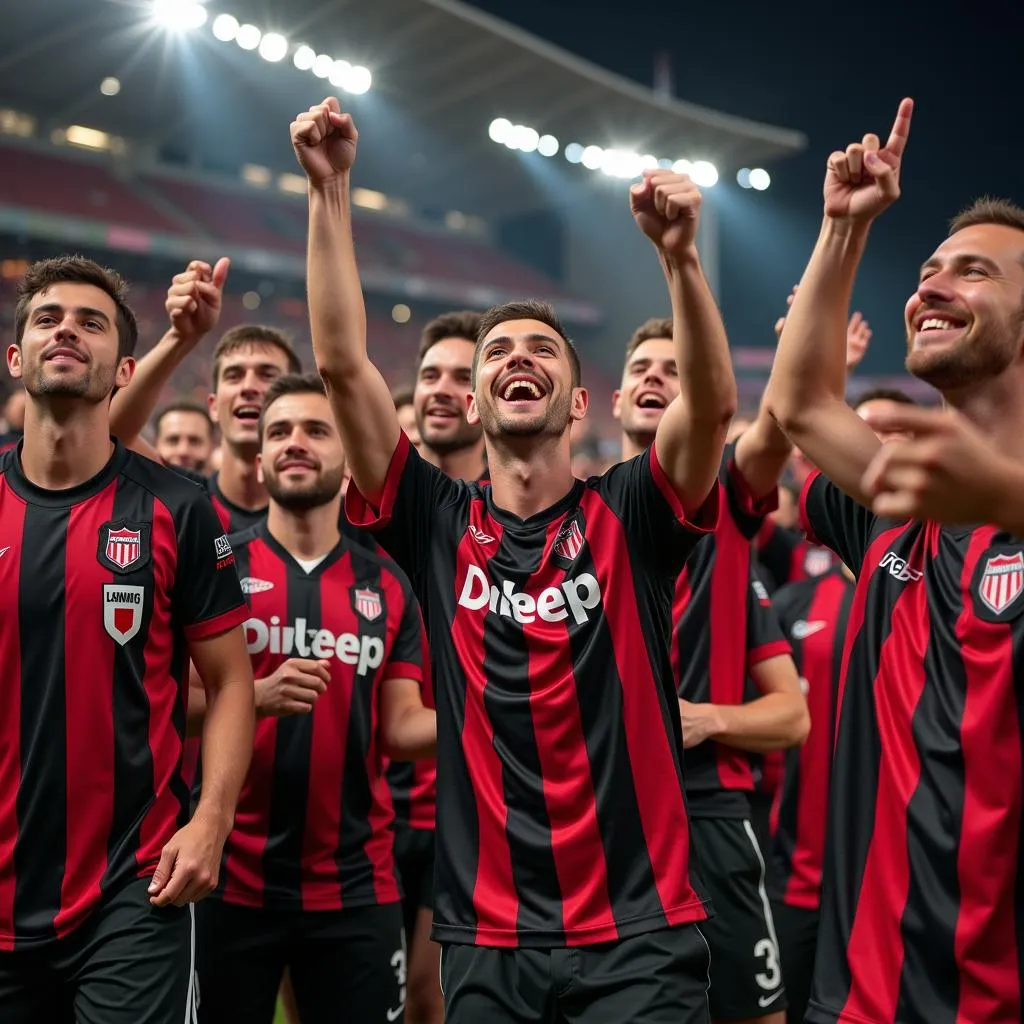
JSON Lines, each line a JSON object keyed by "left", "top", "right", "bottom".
{"left": 295, "top": 96, "right": 736, "bottom": 1023}
{"left": 0, "top": 255, "right": 254, "bottom": 1023}
{"left": 153, "top": 399, "right": 215, "bottom": 473}
{"left": 766, "top": 97, "right": 1024, "bottom": 1023}
{"left": 189, "top": 373, "right": 435, "bottom": 1024}
{"left": 614, "top": 317, "right": 808, "bottom": 1024}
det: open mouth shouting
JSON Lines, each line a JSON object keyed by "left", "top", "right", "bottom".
{"left": 496, "top": 373, "right": 548, "bottom": 407}
{"left": 634, "top": 389, "right": 668, "bottom": 412}
{"left": 232, "top": 403, "right": 261, "bottom": 427}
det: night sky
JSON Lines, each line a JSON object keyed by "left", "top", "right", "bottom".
{"left": 465, "top": 0, "right": 1024, "bottom": 375}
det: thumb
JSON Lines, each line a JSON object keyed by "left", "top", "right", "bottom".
{"left": 149, "top": 842, "right": 178, "bottom": 894}
{"left": 864, "top": 151, "right": 899, "bottom": 198}
{"left": 212, "top": 257, "right": 230, "bottom": 290}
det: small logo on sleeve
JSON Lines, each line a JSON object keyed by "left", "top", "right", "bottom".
{"left": 214, "top": 534, "right": 235, "bottom": 570}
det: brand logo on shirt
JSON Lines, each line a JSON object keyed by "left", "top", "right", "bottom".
{"left": 214, "top": 535, "right": 232, "bottom": 559}
{"left": 243, "top": 616, "right": 384, "bottom": 675}
{"left": 468, "top": 524, "right": 495, "bottom": 546}
{"left": 0, "top": 546, "right": 9, "bottom": 560}
{"left": 239, "top": 577, "right": 275, "bottom": 595}
{"left": 977, "top": 551, "right": 1024, "bottom": 617}
{"left": 751, "top": 578, "right": 771, "bottom": 606}
{"left": 553, "top": 519, "right": 585, "bottom": 562}
{"left": 97, "top": 519, "right": 152, "bottom": 575}
{"left": 457, "top": 563, "right": 601, "bottom": 625}
{"left": 791, "top": 619, "right": 826, "bottom": 640}
{"left": 103, "top": 584, "right": 145, "bottom": 646}
{"left": 879, "top": 551, "right": 922, "bottom": 582}
{"left": 352, "top": 586, "right": 383, "bottom": 622}
{"left": 804, "top": 547, "right": 833, "bottom": 577}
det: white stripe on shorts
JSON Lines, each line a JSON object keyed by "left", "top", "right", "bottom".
{"left": 742, "top": 818, "right": 783, "bottom": 991}
{"left": 183, "top": 903, "right": 197, "bottom": 1024}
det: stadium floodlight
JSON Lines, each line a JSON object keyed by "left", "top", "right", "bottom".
{"left": 211, "top": 13, "right": 238, "bottom": 41}
{"left": 564, "top": 142, "right": 584, "bottom": 164}
{"left": 293, "top": 45, "right": 316, "bottom": 71}
{"left": 329, "top": 59, "right": 352, "bottom": 88}
{"left": 312, "top": 53, "right": 333, "bottom": 78}
{"left": 235, "top": 23, "right": 262, "bottom": 51}
{"left": 258, "top": 32, "right": 288, "bottom": 63}
{"left": 736, "top": 167, "right": 752, "bottom": 189}
{"left": 537, "top": 134, "right": 559, "bottom": 158}
{"left": 151, "top": 0, "right": 207, "bottom": 32}
{"left": 690, "top": 160, "right": 719, "bottom": 188}
{"left": 488, "top": 118, "right": 512, "bottom": 145}
{"left": 581, "top": 145, "right": 604, "bottom": 170}
{"left": 749, "top": 168, "right": 771, "bottom": 191}
{"left": 657, "top": 158, "right": 673, "bottom": 169}
{"left": 347, "top": 66, "right": 372, "bottom": 94}
{"left": 100, "top": 77, "right": 121, "bottom": 97}
{"left": 511, "top": 125, "right": 540, "bottom": 153}
{"left": 672, "top": 158, "right": 693, "bottom": 175}
{"left": 600, "top": 149, "right": 640, "bottom": 179}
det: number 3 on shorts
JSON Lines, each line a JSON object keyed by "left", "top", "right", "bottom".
{"left": 754, "top": 937, "right": 781, "bottom": 991}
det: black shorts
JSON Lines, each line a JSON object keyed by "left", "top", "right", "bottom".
{"left": 440, "top": 924, "right": 711, "bottom": 1024}
{"left": 690, "top": 816, "right": 787, "bottom": 1020}
{"left": 771, "top": 901, "right": 818, "bottom": 1024}
{"left": 0, "top": 877, "right": 196, "bottom": 1024}
{"left": 393, "top": 825, "right": 435, "bottom": 938}
{"left": 195, "top": 898, "right": 406, "bottom": 1024}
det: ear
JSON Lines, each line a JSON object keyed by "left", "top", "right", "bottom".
{"left": 7, "top": 344, "right": 23, "bottom": 381}
{"left": 611, "top": 388, "right": 622, "bottom": 421}
{"left": 466, "top": 391, "right": 480, "bottom": 426}
{"left": 207, "top": 390, "right": 220, "bottom": 425}
{"left": 115, "top": 356, "right": 135, "bottom": 391}
{"left": 255, "top": 452, "right": 265, "bottom": 485}
{"left": 570, "top": 386, "right": 589, "bottom": 423}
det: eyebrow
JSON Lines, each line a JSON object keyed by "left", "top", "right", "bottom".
{"left": 481, "top": 332, "right": 560, "bottom": 351}
{"left": 266, "top": 418, "right": 332, "bottom": 431}
{"left": 920, "top": 252, "right": 1002, "bottom": 276}
{"left": 33, "top": 302, "right": 111, "bottom": 326}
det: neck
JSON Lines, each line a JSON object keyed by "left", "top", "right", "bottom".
{"left": 422, "top": 438, "right": 486, "bottom": 482}
{"left": 218, "top": 444, "right": 268, "bottom": 510}
{"left": 266, "top": 496, "right": 342, "bottom": 559}
{"left": 19, "top": 400, "right": 114, "bottom": 490}
{"left": 620, "top": 429, "right": 655, "bottom": 462}
{"left": 943, "top": 367, "right": 1024, "bottom": 462}
{"left": 485, "top": 434, "right": 575, "bottom": 519}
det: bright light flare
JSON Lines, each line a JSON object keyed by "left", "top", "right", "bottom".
{"left": 488, "top": 118, "right": 512, "bottom": 144}
{"left": 346, "top": 66, "right": 372, "bottom": 94}
{"left": 151, "top": 0, "right": 207, "bottom": 32}
{"left": 293, "top": 46, "right": 316, "bottom": 70}
{"left": 690, "top": 160, "right": 719, "bottom": 188}
{"left": 258, "top": 32, "right": 288, "bottom": 62}
{"left": 211, "top": 13, "right": 238, "bottom": 41}
{"left": 564, "top": 142, "right": 584, "bottom": 164}
{"left": 235, "top": 23, "right": 262, "bottom": 50}
{"left": 537, "top": 134, "right": 559, "bottom": 157}
{"left": 749, "top": 167, "right": 771, "bottom": 191}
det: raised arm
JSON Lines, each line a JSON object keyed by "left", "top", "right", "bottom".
{"left": 291, "top": 98, "right": 401, "bottom": 507}
{"left": 763, "top": 98, "right": 914, "bottom": 504}
{"left": 630, "top": 172, "right": 737, "bottom": 516}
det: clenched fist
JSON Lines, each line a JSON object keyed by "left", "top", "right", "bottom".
{"left": 291, "top": 97, "right": 358, "bottom": 185}
{"left": 166, "top": 257, "right": 229, "bottom": 347}
{"left": 631, "top": 171, "right": 702, "bottom": 261}
{"left": 824, "top": 98, "right": 913, "bottom": 224}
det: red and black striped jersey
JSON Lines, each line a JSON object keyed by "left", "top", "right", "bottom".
{"left": 216, "top": 522, "right": 426, "bottom": 911}
{"left": 801, "top": 470, "right": 1024, "bottom": 1024}
{"left": 674, "top": 450, "right": 791, "bottom": 813}
{"left": 207, "top": 472, "right": 268, "bottom": 534}
{"left": 346, "top": 433, "right": 716, "bottom": 948}
{"left": 0, "top": 433, "right": 19, "bottom": 454}
{"left": 384, "top": 671, "right": 436, "bottom": 831}
{"left": 756, "top": 518, "right": 837, "bottom": 590}
{"left": 0, "top": 442, "right": 246, "bottom": 948}
{"left": 768, "top": 568, "right": 854, "bottom": 911}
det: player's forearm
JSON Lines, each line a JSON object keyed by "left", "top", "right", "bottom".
{"left": 382, "top": 707, "right": 437, "bottom": 761}
{"left": 194, "top": 676, "right": 255, "bottom": 833}
{"left": 185, "top": 684, "right": 208, "bottom": 738}
{"left": 109, "top": 327, "right": 194, "bottom": 444}
{"left": 764, "top": 218, "right": 869, "bottom": 437}
{"left": 711, "top": 692, "right": 810, "bottom": 752}
{"left": 307, "top": 176, "right": 368, "bottom": 381}
{"left": 733, "top": 409, "right": 793, "bottom": 503}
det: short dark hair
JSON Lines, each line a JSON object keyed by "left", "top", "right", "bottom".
{"left": 852, "top": 387, "right": 916, "bottom": 409}
{"left": 154, "top": 399, "right": 214, "bottom": 439}
{"left": 258, "top": 372, "right": 328, "bottom": 439}
{"left": 474, "top": 299, "right": 581, "bottom": 387}
{"left": 15, "top": 255, "right": 138, "bottom": 361}
{"left": 417, "top": 311, "right": 481, "bottom": 371}
{"left": 949, "top": 197, "right": 1024, "bottom": 238}
{"left": 624, "top": 317, "right": 673, "bottom": 364}
{"left": 391, "top": 384, "right": 415, "bottom": 409}
{"left": 211, "top": 325, "right": 301, "bottom": 391}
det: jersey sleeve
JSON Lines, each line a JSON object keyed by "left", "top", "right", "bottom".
{"left": 344, "top": 432, "right": 463, "bottom": 577}
{"left": 755, "top": 519, "right": 800, "bottom": 590}
{"left": 745, "top": 567, "right": 792, "bottom": 671}
{"left": 174, "top": 490, "right": 248, "bottom": 640}
{"left": 382, "top": 570, "right": 428, "bottom": 686}
{"left": 799, "top": 470, "right": 877, "bottom": 573}
{"left": 722, "top": 439, "right": 780, "bottom": 541}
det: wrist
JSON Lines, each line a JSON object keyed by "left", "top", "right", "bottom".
{"left": 191, "top": 801, "right": 233, "bottom": 839}
{"left": 309, "top": 173, "right": 351, "bottom": 199}
{"left": 661, "top": 246, "right": 701, "bottom": 276}
{"left": 821, "top": 215, "right": 872, "bottom": 248}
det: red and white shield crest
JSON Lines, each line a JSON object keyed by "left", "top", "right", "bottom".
{"left": 554, "top": 520, "right": 584, "bottom": 561}
{"left": 354, "top": 587, "right": 382, "bottom": 621}
{"left": 978, "top": 552, "right": 1024, "bottom": 615}
{"left": 103, "top": 584, "right": 144, "bottom": 646}
{"left": 106, "top": 527, "right": 141, "bottom": 570}
{"left": 804, "top": 547, "right": 833, "bottom": 578}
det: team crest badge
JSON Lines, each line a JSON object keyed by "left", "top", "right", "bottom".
{"left": 976, "top": 550, "right": 1024, "bottom": 618}
{"left": 97, "top": 520, "right": 151, "bottom": 575}
{"left": 804, "top": 547, "right": 833, "bottom": 578}
{"left": 103, "top": 584, "right": 145, "bottom": 646}
{"left": 353, "top": 586, "right": 383, "bottom": 622}
{"left": 553, "top": 519, "right": 585, "bottom": 562}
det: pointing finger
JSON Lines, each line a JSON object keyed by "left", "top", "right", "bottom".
{"left": 886, "top": 97, "right": 914, "bottom": 158}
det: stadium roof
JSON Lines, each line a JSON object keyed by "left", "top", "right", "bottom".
{"left": 0, "top": 0, "right": 806, "bottom": 219}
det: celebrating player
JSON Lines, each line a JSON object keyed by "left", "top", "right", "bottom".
{"left": 766, "top": 97, "right": 1024, "bottom": 1023}
{"left": 0, "top": 255, "right": 254, "bottom": 1023}
{"left": 190, "top": 372, "right": 435, "bottom": 1024}
{"left": 295, "top": 96, "right": 737, "bottom": 1022}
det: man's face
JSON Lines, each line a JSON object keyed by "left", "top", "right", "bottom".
{"left": 469, "top": 319, "right": 586, "bottom": 439}
{"left": 210, "top": 343, "right": 293, "bottom": 454}
{"left": 8, "top": 283, "right": 133, "bottom": 404}
{"left": 396, "top": 402, "right": 421, "bottom": 450}
{"left": 855, "top": 398, "right": 912, "bottom": 445}
{"left": 258, "top": 391, "right": 345, "bottom": 511}
{"left": 413, "top": 337, "right": 481, "bottom": 454}
{"left": 612, "top": 338, "right": 678, "bottom": 440}
{"left": 156, "top": 410, "right": 214, "bottom": 472}
{"left": 904, "top": 223, "right": 1024, "bottom": 391}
